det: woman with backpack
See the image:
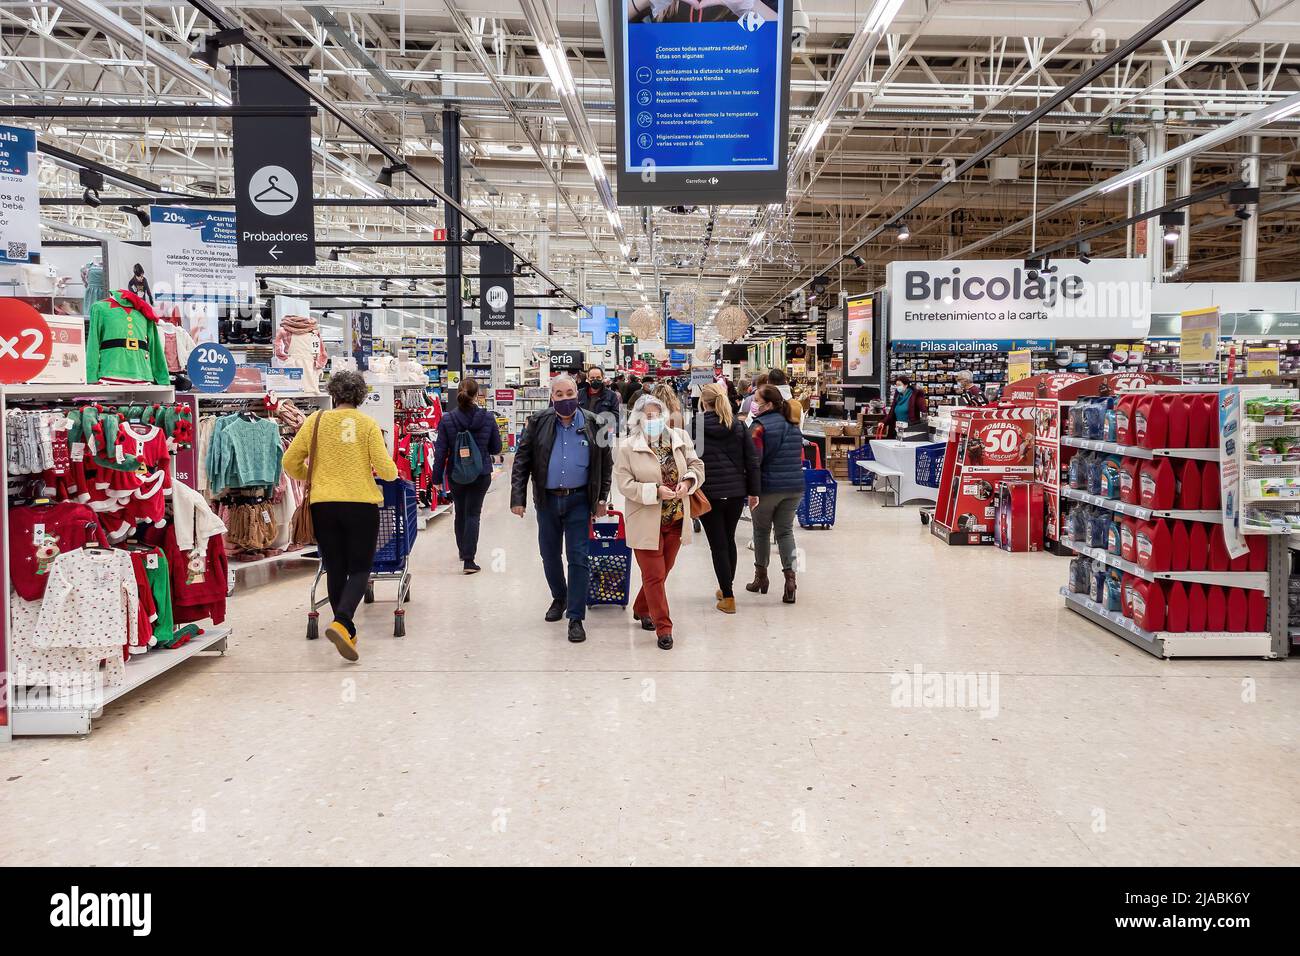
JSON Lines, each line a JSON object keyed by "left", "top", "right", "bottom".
{"left": 697, "top": 382, "right": 760, "bottom": 614}
{"left": 433, "top": 377, "right": 502, "bottom": 573}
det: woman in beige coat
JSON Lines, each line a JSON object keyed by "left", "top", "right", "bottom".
{"left": 614, "top": 394, "right": 706, "bottom": 649}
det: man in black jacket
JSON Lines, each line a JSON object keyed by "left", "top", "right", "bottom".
{"left": 581, "top": 365, "right": 621, "bottom": 417}
{"left": 511, "top": 374, "right": 613, "bottom": 643}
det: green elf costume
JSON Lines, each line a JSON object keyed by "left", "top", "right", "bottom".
{"left": 87, "top": 289, "right": 170, "bottom": 385}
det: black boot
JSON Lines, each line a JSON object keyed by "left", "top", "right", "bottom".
{"left": 568, "top": 619, "right": 587, "bottom": 643}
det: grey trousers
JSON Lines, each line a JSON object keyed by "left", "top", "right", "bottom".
{"left": 751, "top": 490, "right": 802, "bottom": 571}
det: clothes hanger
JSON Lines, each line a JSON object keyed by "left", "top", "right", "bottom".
{"left": 253, "top": 175, "right": 293, "bottom": 203}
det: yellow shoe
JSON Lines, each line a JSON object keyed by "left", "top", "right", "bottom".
{"left": 325, "top": 621, "right": 359, "bottom": 662}
{"left": 716, "top": 597, "right": 736, "bottom": 614}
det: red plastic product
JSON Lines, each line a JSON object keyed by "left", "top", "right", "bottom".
{"left": 1165, "top": 395, "right": 1189, "bottom": 448}
{"left": 1206, "top": 585, "right": 1227, "bottom": 631}
{"left": 1135, "top": 394, "right": 1168, "bottom": 450}
{"left": 1208, "top": 525, "right": 1231, "bottom": 572}
{"left": 1139, "top": 458, "right": 1176, "bottom": 510}
{"left": 1115, "top": 394, "right": 1140, "bottom": 446}
{"left": 1187, "top": 521, "right": 1210, "bottom": 571}
{"left": 1177, "top": 459, "right": 1202, "bottom": 510}
{"left": 1128, "top": 579, "right": 1166, "bottom": 631}
{"left": 1170, "top": 520, "right": 1190, "bottom": 572}
{"left": 1247, "top": 534, "right": 1268, "bottom": 572}
{"left": 1247, "top": 589, "right": 1267, "bottom": 631}
{"left": 1200, "top": 461, "right": 1221, "bottom": 509}
{"left": 1119, "top": 457, "right": 1142, "bottom": 505}
{"left": 1120, "top": 518, "right": 1140, "bottom": 563}
{"left": 1164, "top": 581, "right": 1188, "bottom": 633}
{"left": 1186, "top": 583, "right": 1207, "bottom": 632}
{"left": 1136, "top": 519, "right": 1172, "bottom": 572}
{"left": 1225, "top": 588, "right": 1248, "bottom": 633}
{"left": 1187, "top": 393, "right": 1216, "bottom": 447}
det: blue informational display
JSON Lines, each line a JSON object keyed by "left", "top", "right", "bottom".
{"left": 665, "top": 317, "right": 695, "bottom": 348}
{"left": 613, "top": 0, "right": 792, "bottom": 206}
{"left": 186, "top": 343, "right": 237, "bottom": 392}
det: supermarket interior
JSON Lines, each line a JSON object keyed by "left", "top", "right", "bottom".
{"left": 0, "top": 0, "right": 1299, "bottom": 882}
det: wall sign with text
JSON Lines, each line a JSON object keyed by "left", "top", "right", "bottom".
{"left": 612, "top": 0, "right": 793, "bottom": 206}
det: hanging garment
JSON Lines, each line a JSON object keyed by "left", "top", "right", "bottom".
{"left": 86, "top": 290, "right": 170, "bottom": 385}
{"left": 273, "top": 315, "right": 328, "bottom": 395}
{"left": 143, "top": 522, "right": 228, "bottom": 625}
{"left": 205, "top": 414, "right": 284, "bottom": 494}
{"left": 10, "top": 589, "right": 127, "bottom": 692}
{"left": 171, "top": 478, "right": 227, "bottom": 554}
{"left": 8, "top": 502, "right": 109, "bottom": 602}
{"left": 157, "top": 320, "right": 197, "bottom": 375}
{"left": 81, "top": 262, "right": 106, "bottom": 316}
{"left": 33, "top": 546, "right": 140, "bottom": 656}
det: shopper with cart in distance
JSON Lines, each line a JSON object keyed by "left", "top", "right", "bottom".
{"left": 697, "top": 382, "right": 761, "bottom": 614}
{"left": 284, "top": 370, "right": 399, "bottom": 661}
{"left": 432, "top": 376, "right": 502, "bottom": 574}
{"left": 746, "top": 385, "right": 804, "bottom": 604}
{"left": 510, "top": 374, "right": 613, "bottom": 644}
{"left": 614, "top": 394, "right": 706, "bottom": 650}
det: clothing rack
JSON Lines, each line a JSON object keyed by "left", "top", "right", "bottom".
{"left": 0, "top": 381, "right": 231, "bottom": 739}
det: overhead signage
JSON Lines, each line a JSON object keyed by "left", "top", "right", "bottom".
{"left": 231, "top": 66, "right": 316, "bottom": 266}
{"left": 1247, "top": 347, "right": 1280, "bottom": 378}
{"left": 479, "top": 242, "right": 516, "bottom": 330}
{"left": 186, "top": 342, "right": 237, "bottom": 393}
{"left": 150, "top": 206, "right": 255, "bottom": 307}
{"left": 895, "top": 339, "right": 1057, "bottom": 353}
{"left": 887, "top": 259, "right": 1150, "bottom": 343}
{"left": 580, "top": 304, "right": 618, "bottom": 344}
{"left": 1179, "top": 306, "right": 1220, "bottom": 364}
{"left": 845, "top": 293, "right": 874, "bottom": 384}
{"left": 0, "top": 124, "right": 40, "bottom": 265}
{"left": 631, "top": 359, "right": 648, "bottom": 376}
{"left": 665, "top": 317, "right": 695, "bottom": 348}
{"left": 611, "top": 0, "right": 793, "bottom": 206}
{"left": 549, "top": 349, "right": 584, "bottom": 373}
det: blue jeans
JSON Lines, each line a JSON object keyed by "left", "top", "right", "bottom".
{"left": 536, "top": 490, "right": 590, "bottom": 620}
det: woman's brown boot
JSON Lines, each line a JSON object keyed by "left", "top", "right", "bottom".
{"left": 782, "top": 569, "right": 797, "bottom": 604}
{"left": 745, "top": 565, "right": 769, "bottom": 594}
{"left": 716, "top": 596, "right": 736, "bottom": 614}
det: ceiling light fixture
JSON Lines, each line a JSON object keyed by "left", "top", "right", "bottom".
{"left": 1159, "top": 210, "right": 1185, "bottom": 243}
{"left": 118, "top": 205, "right": 150, "bottom": 228}
{"left": 375, "top": 162, "right": 409, "bottom": 188}
{"left": 894, "top": 221, "right": 911, "bottom": 242}
{"left": 188, "top": 28, "right": 246, "bottom": 70}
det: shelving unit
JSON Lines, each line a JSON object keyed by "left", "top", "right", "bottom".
{"left": 1059, "top": 435, "right": 1219, "bottom": 461}
{"left": 1060, "top": 487, "right": 1223, "bottom": 523}
{"left": 1062, "top": 538, "right": 1269, "bottom": 592}
{"left": 1061, "top": 590, "right": 1275, "bottom": 659}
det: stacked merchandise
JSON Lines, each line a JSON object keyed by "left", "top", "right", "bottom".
{"left": 5, "top": 403, "right": 225, "bottom": 694}
{"left": 1241, "top": 396, "right": 1300, "bottom": 533}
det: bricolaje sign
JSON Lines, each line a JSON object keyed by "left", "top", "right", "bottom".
{"left": 887, "top": 259, "right": 1150, "bottom": 343}
{"left": 231, "top": 66, "right": 316, "bottom": 267}
{"left": 479, "top": 242, "right": 515, "bottom": 330}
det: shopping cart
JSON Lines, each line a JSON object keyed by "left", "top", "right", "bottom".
{"left": 798, "top": 443, "right": 838, "bottom": 530}
{"left": 914, "top": 442, "right": 947, "bottom": 526}
{"left": 587, "top": 509, "right": 632, "bottom": 609}
{"left": 306, "top": 478, "right": 420, "bottom": 640}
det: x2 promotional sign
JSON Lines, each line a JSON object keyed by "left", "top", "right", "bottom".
{"left": 232, "top": 66, "right": 316, "bottom": 266}
{"left": 0, "top": 298, "right": 52, "bottom": 382}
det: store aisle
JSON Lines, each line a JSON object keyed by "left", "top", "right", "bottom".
{"left": 2, "top": 474, "right": 1298, "bottom": 866}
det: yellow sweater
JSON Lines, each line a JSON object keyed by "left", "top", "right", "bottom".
{"left": 283, "top": 409, "right": 399, "bottom": 505}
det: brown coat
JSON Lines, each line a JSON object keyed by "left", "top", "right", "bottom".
{"left": 613, "top": 427, "right": 706, "bottom": 551}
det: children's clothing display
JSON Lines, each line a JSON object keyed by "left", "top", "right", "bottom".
{"left": 86, "top": 289, "right": 170, "bottom": 385}
{"left": 273, "top": 314, "right": 328, "bottom": 394}
{"left": 205, "top": 414, "right": 284, "bottom": 495}
{"left": 157, "top": 320, "right": 197, "bottom": 377}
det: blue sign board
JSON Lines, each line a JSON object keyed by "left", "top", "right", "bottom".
{"left": 0, "top": 124, "right": 36, "bottom": 175}
{"left": 613, "top": 0, "right": 793, "bottom": 206}
{"left": 665, "top": 317, "right": 695, "bottom": 348}
{"left": 186, "top": 343, "right": 237, "bottom": 392}
{"left": 580, "top": 305, "right": 620, "bottom": 345}
{"left": 891, "top": 339, "right": 1058, "bottom": 353}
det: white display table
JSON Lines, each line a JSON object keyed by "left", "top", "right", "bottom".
{"left": 866, "top": 439, "right": 940, "bottom": 505}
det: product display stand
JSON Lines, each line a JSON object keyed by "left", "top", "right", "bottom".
{"left": 1, "top": 382, "right": 233, "bottom": 738}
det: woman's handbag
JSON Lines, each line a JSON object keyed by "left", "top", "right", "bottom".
{"left": 290, "top": 415, "right": 321, "bottom": 546}
{"left": 689, "top": 488, "right": 712, "bottom": 518}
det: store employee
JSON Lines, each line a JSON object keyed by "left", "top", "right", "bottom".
{"left": 886, "top": 375, "right": 926, "bottom": 436}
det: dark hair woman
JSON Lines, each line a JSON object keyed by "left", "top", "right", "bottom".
{"left": 284, "top": 370, "right": 399, "bottom": 661}
{"left": 433, "top": 375, "right": 502, "bottom": 573}
{"left": 698, "top": 381, "right": 760, "bottom": 613}
{"left": 745, "top": 384, "right": 803, "bottom": 604}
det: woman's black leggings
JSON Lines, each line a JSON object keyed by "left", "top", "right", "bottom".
{"left": 698, "top": 495, "right": 747, "bottom": 598}
{"left": 311, "top": 502, "right": 380, "bottom": 636}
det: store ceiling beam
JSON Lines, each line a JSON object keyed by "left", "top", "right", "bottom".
{"left": 36, "top": 141, "right": 200, "bottom": 199}
{"left": 40, "top": 197, "right": 440, "bottom": 208}
{"left": 6, "top": 105, "right": 316, "bottom": 118}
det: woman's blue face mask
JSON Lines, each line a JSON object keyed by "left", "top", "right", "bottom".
{"left": 644, "top": 418, "right": 666, "bottom": 438}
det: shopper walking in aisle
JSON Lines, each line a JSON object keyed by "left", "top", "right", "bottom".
{"left": 654, "top": 381, "right": 686, "bottom": 430}
{"left": 582, "top": 365, "right": 621, "bottom": 440}
{"left": 432, "top": 376, "right": 502, "bottom": 574}
{"left": 697, "top": 382, "right": 760, "bottom": 614}
{"left": 284, "top": 370, "right": 399, "bottom": 661}
{"left": 885, "top": 374, "right": 928, "bottom": 436}
{"left": 511, "top": 374, "right": 613, "bottom": 643}
{"left": 615, "top": 394, "right": 706, "bottom": 649}
{"left": 766, "top": 368, "right": 803, "bottom": 426}
{"left": 623, "top": 374, "right": 644, "bottom": 408}
{"left": 746, "top": 384, "right": 804, "bottom": 604}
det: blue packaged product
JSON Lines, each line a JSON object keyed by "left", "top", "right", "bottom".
{"left": 1099, "top": 456, "right": 1124, "bottom": 499}
{"left": 1084, "top": 400, "right": 1107, "bottom": 440}
{"left": 1107, "top": 519, "right": 1124, "bottom": 555}
{"left": 1068, "top": 402, "right": 1087, "bottom": 438}
{"left": 1067, "top": 505, "right": 1089, "bottom": 542}
{"left": 1105, "top": 408, "right": 1118, "bottom": 442}
{"left": 1086, "top": 455, "right": 1105, "bottom": 495}
{"left": 1069, "top": 557, "right": 1090, "bottom": 593}
{"left": 1088, "top": 510, "right": 1111, "bottom": 549}
{"left": 1068, "top": 451, "right": 1089, "bottom": 490}
{"left": 1090, "top": 569, "right": 1107, "bottom": 603}
{"left": 1105, "top": 571, "right": 1124, "bottom": 612}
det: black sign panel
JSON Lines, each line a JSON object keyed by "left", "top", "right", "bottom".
{"left": 232, "top": 66, "right": 316, "bottom": 266}
{"left": 479, "top": 242, "right": 515, "bottom": 330}
{"left": 611, "top": 0, "right": 793, "bottom": 206}
{"left": 550, "top": 349, "right": 585, "bottom": 373}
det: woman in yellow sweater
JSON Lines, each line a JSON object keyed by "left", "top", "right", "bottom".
{"left": 284, "top": 370, "right": 398, "bottom": 661}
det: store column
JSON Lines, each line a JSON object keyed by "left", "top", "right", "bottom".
{"left": 443, "top": 106, "right": 465, "bottom": 379}
{"left": 1240, "top": 134, "right": 1260, "bottom": 282}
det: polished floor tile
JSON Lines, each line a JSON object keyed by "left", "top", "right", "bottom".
{"left": 2, "top": 476, "right": 1297, "bottom": 866}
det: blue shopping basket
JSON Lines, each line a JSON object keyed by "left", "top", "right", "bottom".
{"left": 587, "top": 509, "right": 632, "bottom": 608}
{"left": 914, "top": 442, "right": 947, "bottom": 490}
{"left": 798, "top": 444, "right": 838, "bottom": 529}
{"left": 373, "top": 478, "right": 420, "bottom": 573}
{"left": 849, "top": 444, "right": 876, "bottom": 487}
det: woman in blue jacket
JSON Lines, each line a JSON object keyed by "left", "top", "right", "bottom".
{"left": 745, "top": 385, "right": 805, "bottom": 604}
{"left": 433, "top": 377, "right": 502, "bottom": 573}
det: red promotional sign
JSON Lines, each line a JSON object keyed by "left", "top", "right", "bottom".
{"left": 0, "top": 299, "right": 52, "bottom": 383}
{"left": 630, "top": 359, "right": 648, "bottom": 375}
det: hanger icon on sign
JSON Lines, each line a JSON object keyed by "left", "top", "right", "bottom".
{"left": 254, "top": 175, "right": 293, "bottom": 203}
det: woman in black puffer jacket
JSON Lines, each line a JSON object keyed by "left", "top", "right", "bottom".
{"left": 697, "top": 382, "right": 761, "bottom": 614}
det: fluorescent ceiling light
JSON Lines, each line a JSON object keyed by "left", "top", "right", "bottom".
{"left": 864, "top": 0, "right": 907, "bottom": 35}
{"left": 537, "top": 43, "right": 575, "bottom": 97}
{"left": 797, "top": 117, "right": 831, "bottom": 155}
{"left": 1100, "top": 169, "right": 1147, "bottom": 195}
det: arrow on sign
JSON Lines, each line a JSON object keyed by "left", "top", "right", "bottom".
{"left": 269, "top": 245, "right": 283, "bottom": 260}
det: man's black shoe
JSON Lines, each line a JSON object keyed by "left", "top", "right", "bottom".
{"left": 567, "top": 619, "right": 587, "bottom": 643}
{"left": 545, "top": 599, "right": 566, "bottom": 622}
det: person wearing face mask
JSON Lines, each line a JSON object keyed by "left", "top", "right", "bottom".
{"left": 581, "top": 364, "right": 621, "bottom": 422}
{"left": 510, "top": 374, "right": 613, "bottom": 644}
{"left": 746, "top": 385, "right": 805, "bottom": 604}
{"left": 614, "top": 395, "right": 706, "bottom": 650}
{"left": 884, "top": 375, "right": 927, "bottom": 437}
